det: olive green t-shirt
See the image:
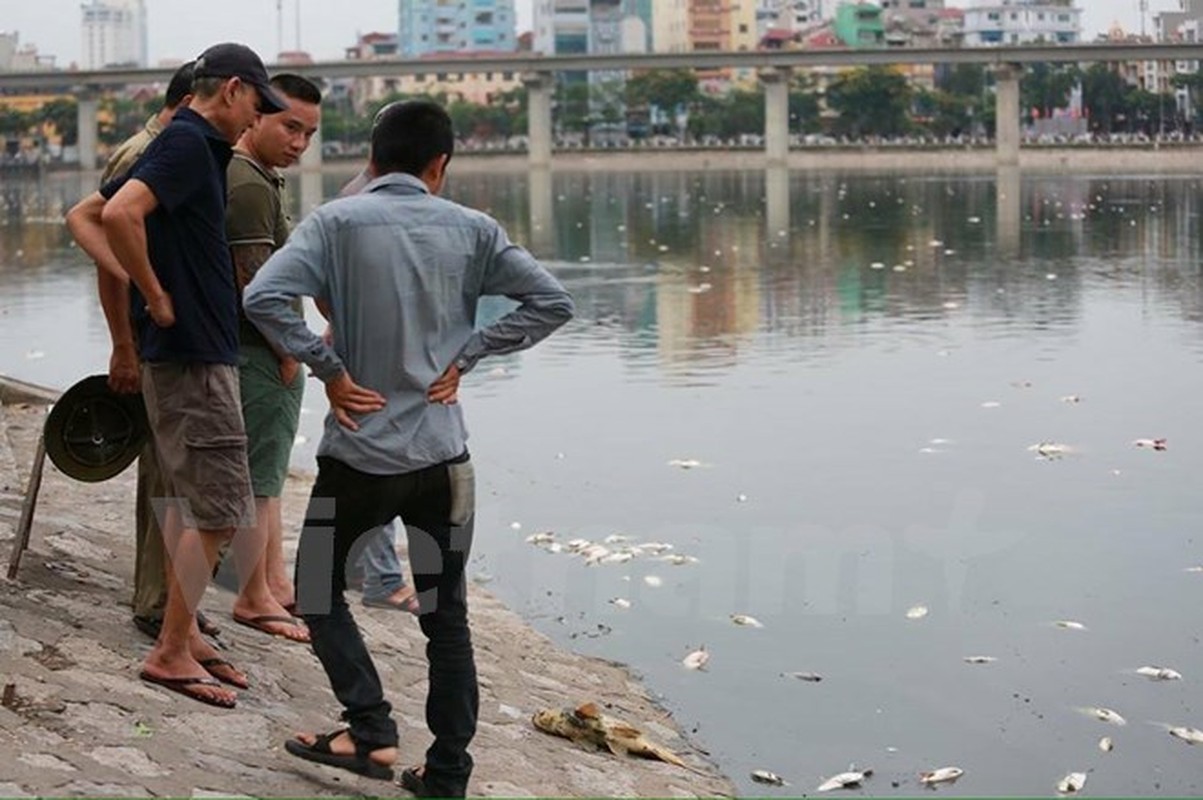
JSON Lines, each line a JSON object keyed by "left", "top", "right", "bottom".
{"left": 226, "top": 152, "right": 296, "bottom": 349}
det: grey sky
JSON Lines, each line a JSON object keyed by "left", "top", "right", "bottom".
{"left": 0, "top": 1, "right": 1176, "bottom": 68}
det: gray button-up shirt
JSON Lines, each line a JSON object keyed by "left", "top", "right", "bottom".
{"left": 243, "top": 172, "right": 574, "bottom": 475}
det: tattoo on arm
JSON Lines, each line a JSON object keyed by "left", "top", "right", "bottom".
{"left": 231, "top": 243, "right": 274, "bottom": 291}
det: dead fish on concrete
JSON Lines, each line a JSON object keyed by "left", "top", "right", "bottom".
{"left": 1056, "top": 772, "right": 1087, "bottom": 795}
{"left": 730, "top": 614, "right": 764, "bottom": 628}
{"left": 1078, "top": 707, "right": 1127, "bottom": 726}
{"left": 1136, "top": 665, "right": 1183, "bottom": 681}
{"left": 751, "top": 770, "right": 788, "bottom": 786}
{"left": 919, "top": 766, "right": 964, "bottom": 786}
{"left": 816, "top": 769, "right": 872, "bottom": 792}
{"left": 531, "top": 702, "right": 688, "bottom": 767}
{"left": 682, "top": 646, "right": 710, "bottom": 670}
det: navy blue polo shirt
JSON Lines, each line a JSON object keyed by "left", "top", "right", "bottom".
{"left": 101, "top": 108, "right": 238, "bottom": 365}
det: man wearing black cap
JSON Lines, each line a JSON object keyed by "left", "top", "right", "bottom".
{"left": 65, "top": 42, "right": 287, "bottom": 709}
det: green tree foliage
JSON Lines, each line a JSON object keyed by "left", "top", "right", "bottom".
{"left": 789, "top": 72, "right": 821, "bottom": 134}
{"left": 825, "top": 66, "right": 913, "bottom": 138}
{"left": 40, "top": 98, "right": 79, "bottom": 145}
{"left": 1020, "top": 62, "right": 1079, "bottom": 120}
{"left": 625, "top": 69, "right": 699, "bottom": 112}
{"left": 688, "top": 90, "right": 764, "bottom": 140}
{"left": 555, "top": 80, "right": 591, "bottom": 136}
{"left": 0, "top": 105, "right": 33, "bottom": 136}
{"left": 1171, "top": 68, "right": 1203, "bottom": 125}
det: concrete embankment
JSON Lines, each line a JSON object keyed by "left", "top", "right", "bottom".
{"left": 448, "top": 144, "right": 1203, "bottom": 174}
{"left": 0, "top": 376, "right": 733, "bottom": 798}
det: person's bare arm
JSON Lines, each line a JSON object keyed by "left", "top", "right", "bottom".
{"left": 65, "top": 192, "right": 140, "bottom": 392}
{"left": 101, "top": 179, "right": 174, "bottom": 327}
{"left": 232, "top": 242, "right": 299, "bottom": 385}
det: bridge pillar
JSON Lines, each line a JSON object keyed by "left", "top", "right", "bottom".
{"left": 760, "top": 66, "right": 791, "bottom": 165}
{"left": 994, "top": 65, "right": 1021, "bottom": 168}
{"left": 77, "top": 94, "right": 100, "bottom": 171}
{"left": 523, "top": 71, "right": 555, "bottom": 169}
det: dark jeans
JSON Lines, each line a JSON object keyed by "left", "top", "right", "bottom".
{"left": 295, "top": 454, "right": 478, "bottom": 797}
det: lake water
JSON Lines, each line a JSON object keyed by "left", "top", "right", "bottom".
{"left": 3, "top": 166, "right": 1203, "bottom": 796}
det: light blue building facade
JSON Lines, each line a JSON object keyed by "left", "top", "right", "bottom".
{"left": 398, "top": 0, "right": 518, "bottom": 58}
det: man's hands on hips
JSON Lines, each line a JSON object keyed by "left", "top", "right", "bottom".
{"left": 325, "top": 372, "right": 386, "bottom": 431}
{"left": 427, "top": 363, "right": 461, "bottom": 405}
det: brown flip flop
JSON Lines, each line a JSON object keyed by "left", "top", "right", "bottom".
{"left": 232, "top": 614, "right": 310, "bottom": 642}
{"left": 139, "top": 671, "right": 236, "bottom": 709}
{"left": 199, "top": 657, "right": 249, "bottom": 689}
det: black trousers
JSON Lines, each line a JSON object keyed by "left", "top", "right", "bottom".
{"left": 295, "top": 453, "right": 478, "bottom": 797}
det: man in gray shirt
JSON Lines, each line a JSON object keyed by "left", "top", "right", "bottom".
{"left": 243, "top": 99, "right": 573, "bottom": 795}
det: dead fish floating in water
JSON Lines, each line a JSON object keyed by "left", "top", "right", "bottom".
{"left": 963, "top": 656, "right": 997, "bottom": 664}
{"left": 781, "top": 671, "right": 823, "bottom": 682}
{"left": 682, "top": 647, "right": 710, "bottom": 670}
{"left": 1029, "top": 442, "right": 1072, "bottom": 460}
{"left": 906, "top": 605, "right": 929, "bottom": 620}
{"left": 661, "top": 554, "right": 700, "bottom": 566}
{"left": 919, "top": 766, "right": 964, "bottom": 786}
{"left": 1056, "top": 772, "right": 1087, "bottom": 795}
{"left": 531, "top": 702, "right": 687, "bottom": 767}
{"left": 1078, "top": 707, "right": 1127, "bottom": 726}
{"left": 667, "top": 458, "right": 707, "bottom": 469}
{"left": 525, "top": 531, "right": 556, "bottom": 545}
{"left": 816, "top": 769, "right": 872, "bottom": 792}
{"left": 1136, "top": 665, "right": 1183, "bottom": 681}
{"left": 1160, "top": 724, "right": 1203, "bottom": 745}
{"left": 1053, "top": 620, "right": 1088, "bottom": 631}
{"left": 1098, "top": 737, "right": 1114, "bottom": 752}
{"left": 730, "top": 614, "right": 764, "bottom": 628}
{"left": 1132, "top": 438, "right": 1168, "bottom": 451}
{"left": 751, "top": 769, "right": 788, "bottom": 786}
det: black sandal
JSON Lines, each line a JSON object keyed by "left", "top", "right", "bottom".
{"left": 400, "top": 765, "right": 429, "bottom": 797}
{"left": 284, "top": 729, "right": 395, "bottom": 781}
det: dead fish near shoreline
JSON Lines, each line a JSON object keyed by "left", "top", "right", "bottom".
{"left": 1136, "top": 665, "right": 1183, "bottom": 681}
{"left": 1029, "top": 441, "right": 1072, "bottom": 460}
{"left": 919, "top": 766, "right": 964, "bottom": 786}
{"left": 816, "top": 769, "right": 872, "bottom": 792}
{"left": 682, "top": 647, "right": 710, "bottom": 670}
{"left": 751, "top": 770, "right": 788, "bottom": 786}
{"left": 1056, "top": 772, "right": 1087, "bottom": 795}
{"left": 531, "top": 702, "right": 688, "bottom": 767}
{"left": 730, "top": 614, "right": 764, "bottom": 628}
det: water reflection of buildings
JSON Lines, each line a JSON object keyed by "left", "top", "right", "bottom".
{"left": 4, "top": 169, "right": 1202, "bottom": 356}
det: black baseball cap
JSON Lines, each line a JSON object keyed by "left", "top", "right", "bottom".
{"left": 193, "top": 42, "right": 288, "bottom": 114}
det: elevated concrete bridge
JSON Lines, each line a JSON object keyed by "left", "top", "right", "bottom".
{"left": 2, "top": 43, "right": 1200, "bottom": 171}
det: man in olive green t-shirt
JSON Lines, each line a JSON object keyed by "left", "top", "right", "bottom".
{"left": 224, "top": 73, "right": 322, "bottom": 641}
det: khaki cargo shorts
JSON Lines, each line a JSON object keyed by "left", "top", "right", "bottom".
{"left": 141, "top": 362, "right": 255, "bottom": 531}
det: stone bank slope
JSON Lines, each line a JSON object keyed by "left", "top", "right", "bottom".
{"left": 0, "top": 394, "right": 734, "bottom": 799}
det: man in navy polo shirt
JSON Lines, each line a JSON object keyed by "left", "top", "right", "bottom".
{"left": 66, "top": 42, "right": 288, "bottom": 709}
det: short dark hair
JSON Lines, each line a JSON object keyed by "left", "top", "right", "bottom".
{"left": 371, "top": 99, "right": 454, "bottom": 178}
{"left": 270, "top": 73, "right": 322, "bottom": 105}
{"left": 164, "top": 60, "right": 195, "bottom": 109}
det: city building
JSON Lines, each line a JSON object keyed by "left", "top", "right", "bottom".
{"left": 961, "top": 0, "right": 1081, "bottom": 47}
{"left": 398, "top": 0, "right": 517, "bottom": 58}
{"left": 1153, "top": 0, "right": 1203, "bottom": 121}
{"left": 755, "top": 0, "right": 826, "bottom": 41}
{"left": 0, "top": 31, "right": 58, "bottom": 72}
{"left": 344, "top": 32, "right": 401, "bottom": 112}
{"left": 81, "top": 0, "right": 148, "bottom": 69}
{"left": 833, "top": 2, "right": 885, "bottom": 48}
